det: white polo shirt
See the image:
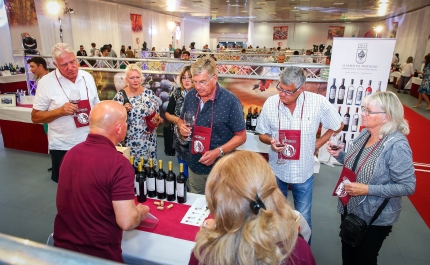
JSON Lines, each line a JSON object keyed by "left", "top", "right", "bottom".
{"left": 33, "top": 69, "right": 100, "bottom": 150}
{"left": 256, "top": 92, "right": 342, "bottom": 183}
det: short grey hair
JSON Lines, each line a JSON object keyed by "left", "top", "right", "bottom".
{"left": 362, "top": 91, "right": 409, "bottom": 138}
{"left": 279, "top": 66, "right": 306, "bottom": 89}
{"left": 190, "top": 56, "right": 216, "bottom": 76}
{"left": 52, "top": 43, "right": 76, "bottom": 63}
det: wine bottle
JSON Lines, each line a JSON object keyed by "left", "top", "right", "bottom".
{"left": 251, "top": 107, "right": 258, "bottom": 131}
{"left": 177, "top": 163, "right": 187, "bottom": 204}
{"left": 137, "top": 162, "right": 147, "bottom": 203}
{"left": 156, "top": 160, "right": 166, "bottom": 199}
{"left": 351, "top": 107, "right": 359, "bottom": 132}
{"left": 130, "top": 156, "right": 138, "bottom": 195}
{"left": 329, "top": 78, "right": 336, "bottom": 104}
{"left": 355, "top": 79, "right": 363, "bottom": 105}
{"left": 347, "top": 134, "right": 355, "bottom": 152}
{"left": 376, "top": 81, "right": 381, "bottom": 93}
{"left": 166, "top": 161, "right": 176, "bottom": 201}
{"left": 342, "top": 107, "right": 350, "bottom": 131}
{"left": 346, "top": 79, "right": 354, "bottom": 105}
{"left": 337, "top": 78, "right": 346, "bottom": 104}
{"left": 147, "top": 158, "right": 157, "bottom": 198}
{"left": 342, "top": 133, "right": 347, "bottom": 151}
{"left": 365, "top": 80, "right": 372, "bottom": 97}
{"left": 246, "top": 107, "right": 252, "bottom": 130}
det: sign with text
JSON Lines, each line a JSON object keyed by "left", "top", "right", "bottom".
{"left": 319, "top": 38, "right": 396, "bottom": 163}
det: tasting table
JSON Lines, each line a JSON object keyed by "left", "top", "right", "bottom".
{"left": 405, "top": 77, "right": 422, "bottom": 99}
{"left": 0, "top": 74, "right": 27, "bottom": 94}
{"left": 121, "top": 193, "right": 311, "bottom": 265}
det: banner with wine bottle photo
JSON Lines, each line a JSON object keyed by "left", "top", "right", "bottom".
{"left": 319, "top": 37, "right": 396, "bottom": 165}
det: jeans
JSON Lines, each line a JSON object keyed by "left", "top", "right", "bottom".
{"left": 276, "top": 175, "right": 314, "bottom": 231}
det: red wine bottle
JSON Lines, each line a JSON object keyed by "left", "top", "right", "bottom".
{"left": 346, "top": 79, "right": 354, "bottom": 105}
{"left": 342, "top": 107, "right": 350, "bottom": 131}
{"left": 147, "top": 158, "right": 156, "bottom": 198}
{"left": 177, "top": 163, "right": 187, "bottom": 204}
{"left": 365, "top": 80, "right": 372, "bottom": 97}
{"left": 246, "top": 107, "right": 252, "bottom": 130}
{"left": 166, "top": 161, "right": 176, "bottom": 201}
{"left": 137, "top": 162, "right": 147, "bottom": 203}
{"left": 251, "top": 107, "right": 258, "bottom": 131}
{"left": 130, "top": 156, "right": 137, "bottom": 195}
{"left": 329, "top": 78, "right": 336, "bottom": 104}
{"left": 156, "top": 160, "right": 166, "bottom": 199}
{"left": 337, "top": 78, "right": 345, "bottom": 104}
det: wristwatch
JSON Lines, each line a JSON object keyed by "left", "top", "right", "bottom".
{"left": 219, "top": 147, "right": 225, "bottom": 157}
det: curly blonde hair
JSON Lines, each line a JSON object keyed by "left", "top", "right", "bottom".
{"left": 193, "top": 151, "right": 299, "bottom": 265}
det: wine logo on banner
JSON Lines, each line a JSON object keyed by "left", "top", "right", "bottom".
{"left": 319, "top": 38, "right": 396, "bottom": 163}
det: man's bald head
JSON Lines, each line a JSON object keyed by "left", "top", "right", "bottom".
{"left": 90, "top": 101, "right": 127, "bottom": 144}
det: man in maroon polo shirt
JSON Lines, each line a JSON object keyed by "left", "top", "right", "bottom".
{"left": 54, "top": 100, "right": 149, "bottom": 262}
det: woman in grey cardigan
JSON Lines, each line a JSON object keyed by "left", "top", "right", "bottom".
{"left": 327, "top": 91, "right": 415, "bottom": 265}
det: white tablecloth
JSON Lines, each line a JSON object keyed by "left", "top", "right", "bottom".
{"left": 405, "top": 77, "right": 422, "bottom": 91}
{"left": 0, "top": 74, "right": 27, "bottom": 83}
{"left": 389, "top": 71, "right": 401, "bottom": 82}
{"left": 0, "top": 106, "right": 32, "bottom": 123}
{"left": 121, "top": 193, "right": 311, "bottom": 265}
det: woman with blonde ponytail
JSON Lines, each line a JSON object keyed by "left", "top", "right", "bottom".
{"left": 188, "top": 151, "right": 315, "bottom": 265}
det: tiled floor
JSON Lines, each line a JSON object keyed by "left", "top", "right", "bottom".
{"left": 0, "top": 84, "right": 429, "bottom": 264}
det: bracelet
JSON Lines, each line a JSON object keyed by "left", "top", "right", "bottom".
{"left": 174, "top": 117, "right": 179, "bottom": 124}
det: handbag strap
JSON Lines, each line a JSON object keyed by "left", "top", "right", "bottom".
{"left": 368, "top": 198, "right": 390, "bottom": 226}
{"left": 120, "top": 89, "right": 131, "bottom": 105}
{"left": 351, "top": 135, "right": 371, "bottom": 172}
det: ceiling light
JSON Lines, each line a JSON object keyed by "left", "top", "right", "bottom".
{"left": 374, "top": 25, "right": 383, "bottom": 33}
{"left": 230, "top": 4, "right": 240, "bottom": 7}
{"left": 47, "top": 1, "right": 61, "bottom": 15}
{"left": 241, "top": 10, "right": 249, "bottom": 13}
{"left": 333, "top": 2, "right": 344, "bottom": 5}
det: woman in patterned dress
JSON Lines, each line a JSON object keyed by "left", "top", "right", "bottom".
{"left": 327, "top": 92, "right": 415, "bottom": 265}
{"left": 113, "top": 64, "right": 161, "bottom": 168}
{"left": 413, "top": 54, "right": 430, "bottom": 110}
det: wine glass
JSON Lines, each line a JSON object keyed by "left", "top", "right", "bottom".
{"left": 324, "top": 133, "right": 344, "bottom": 167}
{"left": 273, "top": 132, "right": 287, "bottom": 164}
{"left": 183, "top": 111, "right": 195, "bottom": 141}
{"left": 69, "top": 89, "right": 81, "bottom": 117}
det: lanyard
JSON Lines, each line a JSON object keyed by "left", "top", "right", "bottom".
{"left": 277, "top": 92, "right": 305, "bottom": 132}
{"left": 345, "top": 135, "right": 383, "bottom": 175}
{"left": 194, "top": 99, "right": 214, "bottom": 130}
{"left": 54, "top": 70, "right": 89, "bottom": 101}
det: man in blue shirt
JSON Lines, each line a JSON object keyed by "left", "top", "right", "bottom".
{"left": 177, "top": 57, "right": 246, "bottom": 194}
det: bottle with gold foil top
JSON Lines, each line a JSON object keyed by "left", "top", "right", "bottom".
{"left": 166, "top": 161, "right": 176, "bottom": 201}
{"left": 156, "top": 160, "right": 166, "bottom": 199}
{"left": 137, "top": 162, "right": 147, "bottom": 203}
{"left": 177, "top": 163, "right": 187, "bottom": 203}
{"left": 147, "top": 158, "right": 157, "bottom": 198}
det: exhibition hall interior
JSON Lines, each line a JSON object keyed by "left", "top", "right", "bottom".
{"left": 0, "top": 0, "right": 430, "bottom": 264}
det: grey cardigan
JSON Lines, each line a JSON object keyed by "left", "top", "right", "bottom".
{"left": 335, "top": 128, "right": 416, "bottom": 226}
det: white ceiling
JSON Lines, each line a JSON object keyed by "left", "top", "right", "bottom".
{"left": 98, "top": 0, "right": 430, "bottom": 23}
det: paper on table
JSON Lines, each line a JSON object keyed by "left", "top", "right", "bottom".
{"left": 138, "top": 213, "right": 159, "bottom": 229}
{"left": 180, "top": 197, "right": 210, "bottom": 227}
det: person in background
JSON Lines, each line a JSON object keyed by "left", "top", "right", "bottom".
{"left": 182, "top": 45, "right": 187, "bottom": 52}
{"left": 277, "top": 53, "right": 286, "bottom": 63}
{"left": 256, "top": 66, "right": 343, "bottom": 235}
{"left": 119, "top": 48, "right": 127, "bottom": 69}
{"left": 126, "top": 46, "right": 135, "bottom": 58}
{"left": 27, "top": 57, "right": 49, "bottom": 84}
{"left": 169, "top": 44, "right": 174, "bottom": 51}
{"left": 54, "top": 100, "right": 149, "bottom": 263}
{"left": 108, "top": 44, "right": 117, "bottom": 58}
{"left": 177, "top": 57, "right": 246, "bottom": 194}
{"left": 290, "top": 51, "right": 304, "bottom": 63}
{"left": 327, "top": 91, "right": 415, "bottom": 265}
{"left": 89, "top": 42, "right": 96, "bottom": 56}
{"left": 189, "top": 151, "right": 316, "bottom": 265}
{"left": 182, "top": 51, "right": 191, "bottom": 60}
{"left": 31, "top": 43, "right": 100, "bottom": 183}
{"left": 100, "top": 46, "right": 113, "bottom": 68}
{"left": 413, "top": 54, "right": 430, "bottom": 110}
{"left": 320, "top": 56, "right": 331, "bottom": 80}
{"left": 113, "top": 64, "right": 161, "bottom": 168}
{"left": 165, "top": 65, "right": 195, "bottom": 179}
{"left": 397, "top": 56, "right": 414, "bottom": 93}
{"left": 76, "top": 45, "right": 87, "bottom": 66}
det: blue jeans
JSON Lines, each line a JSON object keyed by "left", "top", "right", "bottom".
{"left": 177, "top": 158, "right": 188, "bottom": 179}
{"left": 276, "top": 175, "right": 314, "bottom": 231}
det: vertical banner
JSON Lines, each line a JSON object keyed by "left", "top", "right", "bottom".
{"left": 319, "top": 38, "right": 396, "bottom": 163}
{"left": 130, "top": 13, "right": 143, "bottom": 51}
{"left": 389, "top": 22, "right": 398, "bottom": 38}
{"left": 174, "top": 21, "right": 181, "bottom": 47}
{"left": 273, "top": 26, "right": 288, "bottom": 40}
{"left": 4, "top": 0, "right": 41, "bottom": 54}
{"left": 327, "top": 26, "right": 345, "bottom": 40}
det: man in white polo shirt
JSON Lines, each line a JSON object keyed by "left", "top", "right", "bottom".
{"left": 31, "top": 43, "right": 100, "bottom": 183}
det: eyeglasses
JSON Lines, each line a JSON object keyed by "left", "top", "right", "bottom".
{"left": 181, "top": 75, "right": 192, "bottom": 80}
{"left": 361, "top": 106, "right": 385, "bottom": 115}
{"left": 276, "top": 83, "right": 301, "bottom": 96}
{"left": 192, "top": 75, "right": 215, "bottom": 87}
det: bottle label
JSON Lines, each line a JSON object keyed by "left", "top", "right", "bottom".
{"left": 177, "top": 183, "right": 184, "bottom": 197}
{"left": 148, "top": 178, "right": 155, "bottom": 191}
{"left": 251, "top": 118, "right": 257, "bottom": 126}
{"left": 136, "top": 182, "right": 140, "bottom": 196}
{"left": 157, "top": 179, "right": 165, "bottom": 193}
{"left": 166, "top": 181, "right": 174, "bottom": 195}
{"left": 356, "top": 91, "right": 362, "bottom": 102}
{"left": 353, "top": 117, "right": 359, "bottom": 126}
{"left": 365, "top": 91, "right": 371, "bottom": 97}
{"left": 347, "top": 90, "right": 354, "bottom": 100}
{"left": 343, "top": 117, "right": 350, "bottom": 125}
{"left": 338, "top": 89, "right": 345, "bottom": 100}
{"left": 329, "top": 88, "right": 336, "bottom": 99}
{"left": 144, "top": 181, "right": 147, "bottom": 195}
